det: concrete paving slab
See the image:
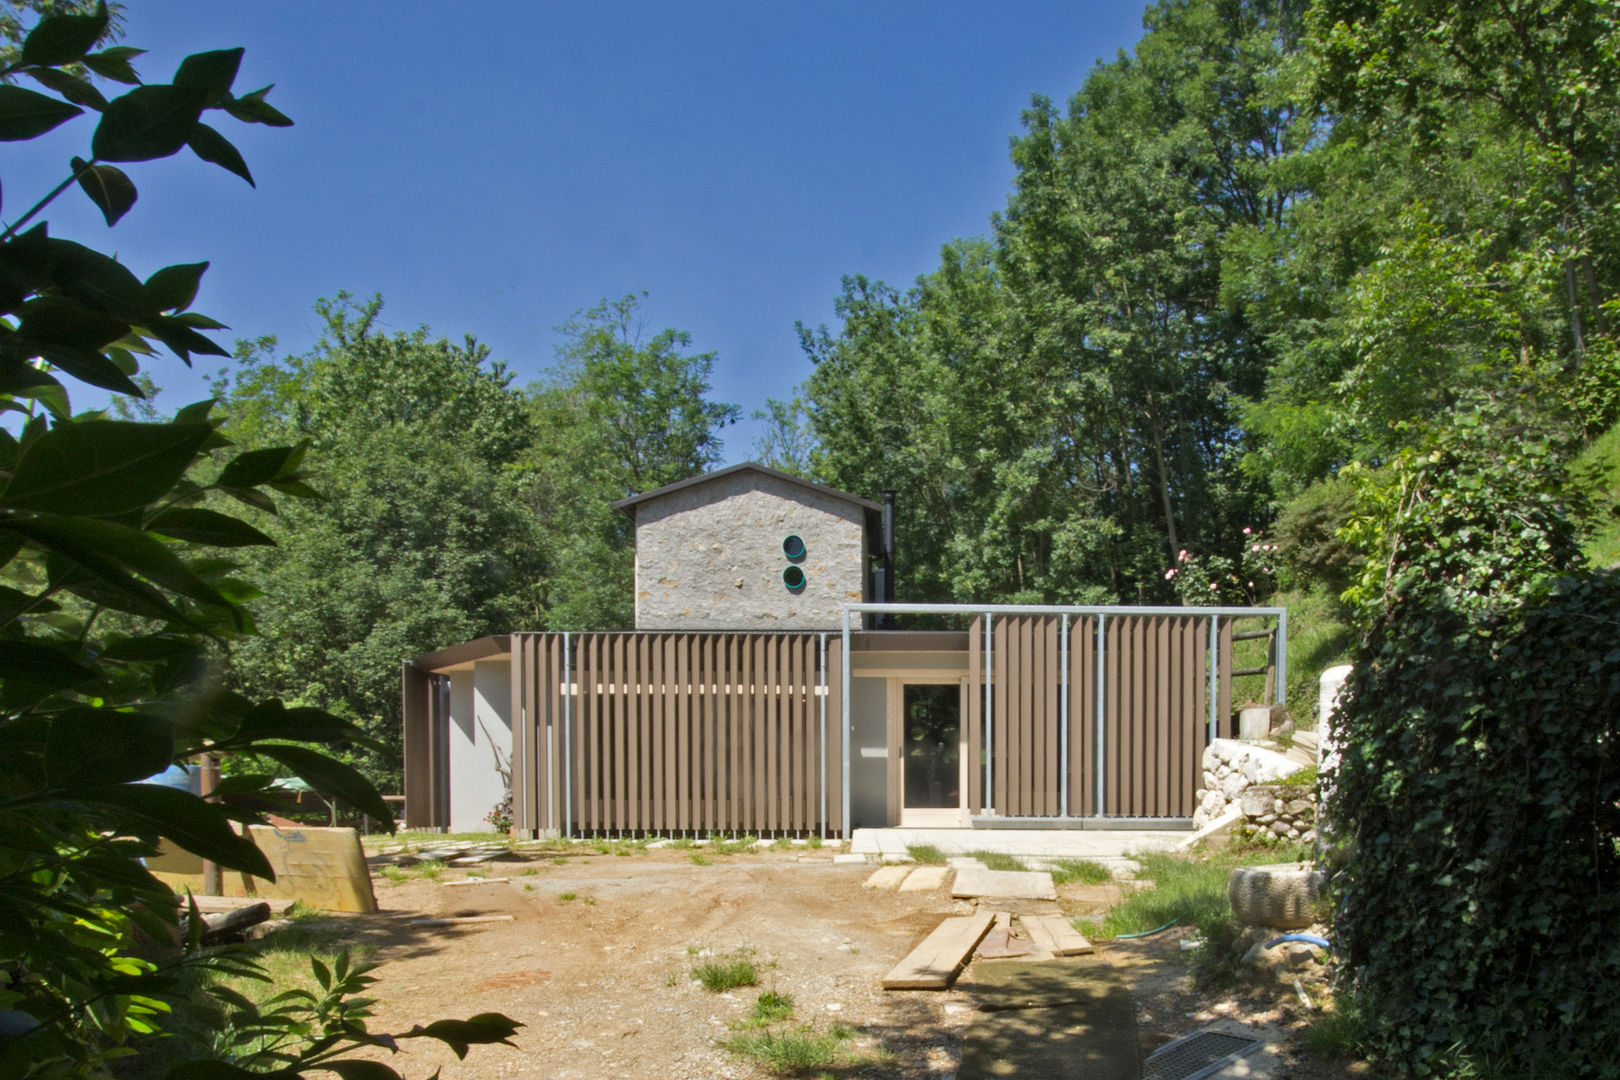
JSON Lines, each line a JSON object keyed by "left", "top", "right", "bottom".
{"left": 850, "top": 826, "right": 1189, "bottom": 868}
{"left": 953, "top": 867, "right": 1058, "bottom": 901}
{"left": 899, "top": 866, "right": 950, "bottom": 892}
{"left": 831, "top": 853, "right": 868, "bottom": 865}
{"left": 959, "top": 958, "right": 1140, "bottom": 1080}
{"left": 948, "top": 857, "right": 985, "bottom": 870}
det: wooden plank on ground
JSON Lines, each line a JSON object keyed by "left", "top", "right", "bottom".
{"left": 187, "top": 896, "right": 296, "bottom": 915}
{"left": 881, "top": 911, "right": 995, "bottom": 990}
{"left": 978, "top": 911, "right": 1034, "bottom": 959}
{"left": 1022, "top": 915, "right": 1093, "bottom": 956}
{"left": 406, "top": 915, "right": 515, "bottom": 927}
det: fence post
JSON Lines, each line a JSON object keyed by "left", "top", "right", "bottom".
{"left": 563, "top": 632, "right": 572, "bottom": 839}
{"left": 819, "top": 632, "right": 827, "bottom": 842}
{"left": 1275, "top": 608, "right": 1288, "bottom": 709}
{"left": 1095, "top": 614, "right": 1106, "bottom": 818}
{"left": 1059, "top": 613, "right": 1069, "bottom": 817}
{"left": 840, "top": 609, "right": 851, "bottom": 840}
{"left": 984, "top": 612, "right": 994, "bottom": 815}
{"left": 1207, "top": 616, "right": 1219, "bottom": 747}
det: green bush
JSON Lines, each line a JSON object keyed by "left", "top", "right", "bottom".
{"left": 1330, "top": 406, "right": 1620, "bottom": 1075}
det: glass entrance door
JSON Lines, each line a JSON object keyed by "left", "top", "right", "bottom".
{"left": 901, "top": 682, "right": 963, "bottom": 824}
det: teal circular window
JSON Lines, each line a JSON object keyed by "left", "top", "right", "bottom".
{"left": 782, "top": 534, "right": 806, "bottom": 560}
{"left": 782, "top": 565, "right": 806, "bottom": 590}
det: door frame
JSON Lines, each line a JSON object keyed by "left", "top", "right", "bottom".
{"left": 887, "top": 675, "right": 969, "bottom": 827}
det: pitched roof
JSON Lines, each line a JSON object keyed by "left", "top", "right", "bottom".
{"left": 611, "top": 461, "right": 881, "bottom": 515}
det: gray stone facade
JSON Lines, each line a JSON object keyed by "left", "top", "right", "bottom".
{"left": 625, "top": 469, "right": 871, "bottom": 630}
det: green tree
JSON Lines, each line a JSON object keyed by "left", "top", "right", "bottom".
{"left": 0, "top": 9, "right": 517, "bottom": 1074}
{"left": 522, "top": 294, "right": 739, "bottom": 629}
{"left": 214, "top": 294, "right": 543, "bottom": 787}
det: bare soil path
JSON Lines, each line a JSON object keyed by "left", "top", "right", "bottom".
{"left": 299, "top": 846, "right": 1361, "bottom": 1079}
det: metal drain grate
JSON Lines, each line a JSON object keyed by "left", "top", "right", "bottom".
{"left": 1142, "top": 1029, "right": 1266, "bottom": 1080}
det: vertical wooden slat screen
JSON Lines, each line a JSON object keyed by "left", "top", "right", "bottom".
{"left": 824, "top": 636, "right": 843, "bottom": 836}
{"left": 988, "top": 617, "right": 1065, "bottom": 817}
{"left": 401, "top": 662, "right": 435, "bottom": 828}
{"left": 530, "top": 632, "right": 833, "bottom": 837}
{"left": 1094, "top": 615, "right": 1212, "bottom": 818}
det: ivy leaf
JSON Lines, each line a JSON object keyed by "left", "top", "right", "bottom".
{"left": 20, "top": 1, "right": 109, "bottom": 67}
{"left": 0, "top": 419, "right": 211, "bottom": 515}
{"left": 187, "top": 123, "right": 253, "bottom": 186}
{"left": 0, "top": 84, "right": 82, "bottom": 141}
{"left": 92, "top": 84, "right": 208, "bottom": 163}
{"left": 71, "top": 156, "right": 137, "bottom": 226}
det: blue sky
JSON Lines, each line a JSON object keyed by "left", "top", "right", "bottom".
{"left": 13, "top": 2, "right": 1151, "bottom": 458}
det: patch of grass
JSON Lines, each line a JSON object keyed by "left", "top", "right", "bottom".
{"left": 378, "top": 865, "right": 408, "bottom": 883}
{"left": 1048, "top": 858, "right": 1112, "bottom": 886}
{"left": 412, "top": 859, "right": 445, "bottom": 880}
{"left": 693, "top": 948, "right": 760, "bottom": 992}
{"left": 1300, "top": 995, "right": 1367, "bottom": 1060}
{"left": 710, "top": 834, "right": 760, "bottom": 856}
{"left": 518, "top": 868, "right": 538, "bottom": 876}
{"left": 558, "top": 892, "right": 577, "bottom": 902}
{"left": 551, "top": 856, "right": 568, "bottom": 865}
{"left": 1078, "top": 847, "right": 1310, "bottom": 940}
{"left": 281, "top": 900, "right": 326, "bottom": 921}
{"left": 1277, "top": 762, "right": 1318, "bottom": 788}
{"left": 523, "top": 883, "right": 533, "bottom": 891}
{"left": 1575, "top": 418, "right": 1620, "bottom": 568}
{"left": 905, "top": 843, "right": 947, "bottom": 865}
{"left": 1274, "top": 584, "right": 1356, "bottom": 717}
{"left": 690, "top": 853, "right": 712, "bottom": 866}
{"left": 734, "top": 990, "right": 795, "bottom": 1029}
{"left": 968, "top": 849, "right": 1026, "bottom": 872}
{"left": 770, "top": 836, "right": 794, "bottom": 850}
{"left": 720, "top": 1023, "right": 873, "bottom": 1074}
{"left": 805, "top": 834, "right": 822, "bottom": 849}
{"left": 586, "top": 837, "right": 648, "bottom": 857}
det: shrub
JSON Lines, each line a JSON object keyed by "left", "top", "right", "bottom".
{"left": 1330, "top": 405, "right": 1620, "bottom": 1074}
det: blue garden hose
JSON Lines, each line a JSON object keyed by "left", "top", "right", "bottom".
{"left": 1264, "top": 932, "right": 1331, "bottom": 950}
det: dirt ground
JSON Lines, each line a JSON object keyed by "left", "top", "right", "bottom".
{"left": 299, "top": 845, "right": 1362, "bottom": 1079}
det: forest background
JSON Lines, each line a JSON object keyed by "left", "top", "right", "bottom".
{"left": 182, "top": 0, "right": 1620, "bottom": 789}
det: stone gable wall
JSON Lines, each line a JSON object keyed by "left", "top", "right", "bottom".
{"left": 632, "top": 472, "right": 867, "bottom": 630}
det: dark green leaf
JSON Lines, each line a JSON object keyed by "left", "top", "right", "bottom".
{"left": 35, "top": 345, "right": 140, "bottom": 395}
{"left": 310, "top": 1062, "right": 406, "bottom": 1080}
{"left": 47, "top": 551, "right": 186, "bottom": 624}
{"left": 0, "top": 420, "right": 211, "bottom": 515}
{"left": 92, "top": 84, "right": 207, "bottom": 163}
{"left": 173, "top": 48, "right": 243, "bottom": 100}
{"left": 9, "top": 514, "right": 232, "bottom": 616}
{"left": 0, "top": 583, "right": 57, "bottom": 622}
{"left": 233, "top": 700, "right": 360, "bottom": 744}
{"left": 147, "top": 315, "right": 229, "bottom": 363}
{"left": 217, "top": 445, "right": 300, "bottom": 489}
{"left": 41, "top": 237, "right": 146, "bottom": 318}
{"left": 21, "top": 2, "right": 109, "bottom": 67}
{"left": 66, "top": 782, "right": 273, "bottom": 878}
{"left": 252, "top": 744, "right": 393, "bottom": 823}
{"left": 46, "top": 708, "right": 173, "bottom": 787}
{"left": 222, "top": 84, "right": 292, "bottom": 127}
{"left": 142, "top": 262, "right": 209, "bottom": 313}
{"left": 27, "top": 69, "right": 108, "bottom": 111}
{"left": 0, "top": 639, "right": 100, "bottom": 691}
{"left": 18, "top": 296, "right": 130, "bottom": 351}
{"left": 147, "top": 508, "right": 274, "bottom": 547}
{"left": 0, "top": 84, "right": 81, "bottom": 141}
{"left": 70, "top": 157, "right": 136, "bottom": 226}
{"left": 187, "top": 123, "right": 253, "bottom": 186}
{"left": 100, "top": 633, "right": 198, "bottom": 662}
{"left": 81, "top": 45, "right": 144, "bottom": 85}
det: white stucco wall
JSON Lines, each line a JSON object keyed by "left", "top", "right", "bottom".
{"left": 631, "top": 472, "right": 868, "bottom": 630}
{"left": 446, "top": 660, "right": 513, "bottom": 832}
{"left": 849, "top": 676, "right": 889, "bottom": 829}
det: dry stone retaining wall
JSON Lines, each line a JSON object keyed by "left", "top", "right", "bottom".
{"left": 1193, "top": 737, "right": 1311, "bottom": 834}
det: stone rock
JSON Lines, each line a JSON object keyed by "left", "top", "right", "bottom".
{"left": 1228, "top": 863, "right": 1327, "bottom": 929}
{"left": 1285, "top": 799, "right": 1315, "bottom": 817}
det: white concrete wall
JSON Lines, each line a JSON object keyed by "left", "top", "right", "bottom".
{"left": 446, "top": 660, "right": 513, "bottom": 832}
{"left": 632, "top": 472, "right": 867, "bottom": 630}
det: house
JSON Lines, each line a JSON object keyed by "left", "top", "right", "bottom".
{"left": 402, "top": 464, "right": 1285, "bottom": 837}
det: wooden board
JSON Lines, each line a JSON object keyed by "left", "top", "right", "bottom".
{"left": 148, "top": 825, "right": 378, "bottom": 914}
{"left": 881, "top": 911, "right": 995, "bottom": 990}
{"left": 1021, "top": 915, "right": 1094, "bottom": 956}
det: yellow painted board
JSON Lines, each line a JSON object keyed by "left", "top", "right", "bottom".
{"left": 148, "top": 825, "right": 378, "bottom": 914}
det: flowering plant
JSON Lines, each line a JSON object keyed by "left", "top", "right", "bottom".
{"left": 1164, "top": 528, "right": 1278, "bottom": 605}
{"left": 485, "top": 791, "right": 513, "bottom": 833}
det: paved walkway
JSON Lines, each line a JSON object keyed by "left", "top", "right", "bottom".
{"left": 850, "top": 827, "right": 1188, "bottom": 868}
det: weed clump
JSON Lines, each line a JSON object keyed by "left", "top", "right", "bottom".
{"left": 693, "top": 948, "right": 760, "bottom": 992}
{"left": 1048, "top": 858, "right": 1112, "bottom": 886}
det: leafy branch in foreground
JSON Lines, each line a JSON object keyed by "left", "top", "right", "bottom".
{"left": 0, "top": 6, "right": 519, "bottom": 1077}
